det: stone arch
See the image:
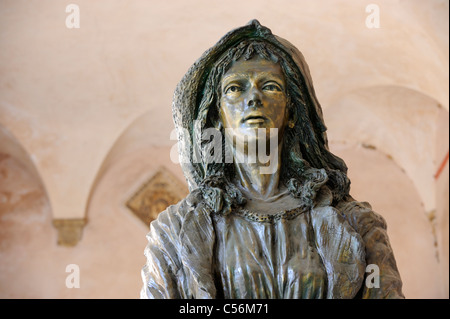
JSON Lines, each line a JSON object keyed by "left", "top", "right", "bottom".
{"left": 324, "top": 84, "right": 447, "bottom": 213}
{"left": 0, "top": 125, "right": 47, "bottom": 199}
{"left": 331, "top": 142, "right": 442, "bottom": 298}
{"left": 84, "top": 110, "right": 187, "bottom": 228}
{"left": 325, "top": 84, "right": 449, "bottom": 298}
{"left": 0, "top": 124, "right": 55, "bottom": 297}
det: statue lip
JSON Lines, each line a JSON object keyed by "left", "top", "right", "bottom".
{"left": 242, "top": 114, "right": 268, "bottom": 124}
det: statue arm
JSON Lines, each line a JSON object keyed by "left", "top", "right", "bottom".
{"left": 140, "top": 190, "right": 217, "bottom": 299}
{"left": 140, "top": 203, "right": 186, "bottom": 299}
{"left": 338, "top": 199, "right": 405, "bottom": 299}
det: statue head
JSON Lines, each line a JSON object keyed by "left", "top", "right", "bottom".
{"left": 173, "top": 20, "right": 350, "bottom": 212}
{"left": 218, "top": 55, "right": 289, "bottom": 152}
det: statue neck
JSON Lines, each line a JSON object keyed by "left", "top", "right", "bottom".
{"left": 233, "top": 141, "right": 283, "bottom": 200}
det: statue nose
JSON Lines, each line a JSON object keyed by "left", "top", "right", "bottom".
{"left": 248, "top": 99, "right": 262, "bottom": 108}
{"left": 247, "top": 89, "right": 262, "bottom": 108}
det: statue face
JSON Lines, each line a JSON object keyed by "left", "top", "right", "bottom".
{"left": 219, "top": 57, "right": 288, "bottom": 145}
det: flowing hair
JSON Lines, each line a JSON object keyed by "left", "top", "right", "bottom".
{"left": 193, "top": 39, "right": 350, "bottom": 214}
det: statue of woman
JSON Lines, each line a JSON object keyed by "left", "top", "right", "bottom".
{"left": 141, "top": 20, "right": 404, "bottom": 299}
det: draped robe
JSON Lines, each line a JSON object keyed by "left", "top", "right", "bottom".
{"left": 140, "top": 189, "right": 404, "bottom": 299}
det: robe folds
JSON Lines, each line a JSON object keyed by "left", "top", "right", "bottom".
{"left": 140, "top": 189, "right": 404, "bottom": 299}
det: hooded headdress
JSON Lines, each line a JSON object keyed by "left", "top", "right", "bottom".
{"left": 172, "top": 19, "right": 344, "bottom": 192}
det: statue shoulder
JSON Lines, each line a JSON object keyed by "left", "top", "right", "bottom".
{"left": 150, "top": 188, "right": 205, "bottom": 231}
{"left": 334, "top": 199, "right": 405, "bottom": 299}
{"left": 334, "top": 196, "right": 387, "bottom": 237}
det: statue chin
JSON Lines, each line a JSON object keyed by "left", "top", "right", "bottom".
{"left": 226, "top": 126, "right": 277, "bottom": 146}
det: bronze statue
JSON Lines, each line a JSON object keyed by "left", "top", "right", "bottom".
{"left": 141, "top": 20, "right": 404, "bottom": 299}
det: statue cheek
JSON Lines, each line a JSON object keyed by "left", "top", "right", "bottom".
{"left": 219, "top": 104, "right": 239, "bottom": 128}
{"left": 269, "top": 100, "right": 287, "bottom": 124}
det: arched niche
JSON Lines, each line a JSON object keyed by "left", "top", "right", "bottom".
{"left": 0, "top": 125, "right": 88, "bottom": 247}
{"left": 77, "top": 110, "right": 189, "bottom": 297}
{"left": 0, "top": 125, "right": 45, "bottom": 193}
{"left": 324, "top": 85, "right": 447, "bottom": 213}
{"left": 85, "top": 110, "right": 187, "bottom": 229}
{"left": 0, "top": 124, "right": 53, "bottom": 297}
{"left": 325, "top": 84, "right": 449, "bottom": 298}
{"left": 330, "top": 142, "right": 443, "bottom": 298}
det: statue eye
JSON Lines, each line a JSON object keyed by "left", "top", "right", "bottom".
{"left": 263, "top": 83, "right": 282, "bottom": 92}
{"left": 225, "top": 85, "right": 242, "bottom": 94}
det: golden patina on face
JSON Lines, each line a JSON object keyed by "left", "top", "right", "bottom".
{"left": 219, "top": 57, "right": 288, "bottom": 144}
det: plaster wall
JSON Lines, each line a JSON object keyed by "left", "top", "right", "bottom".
{"left": 0, "top": 0, "right": 448, "bottom": 298}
